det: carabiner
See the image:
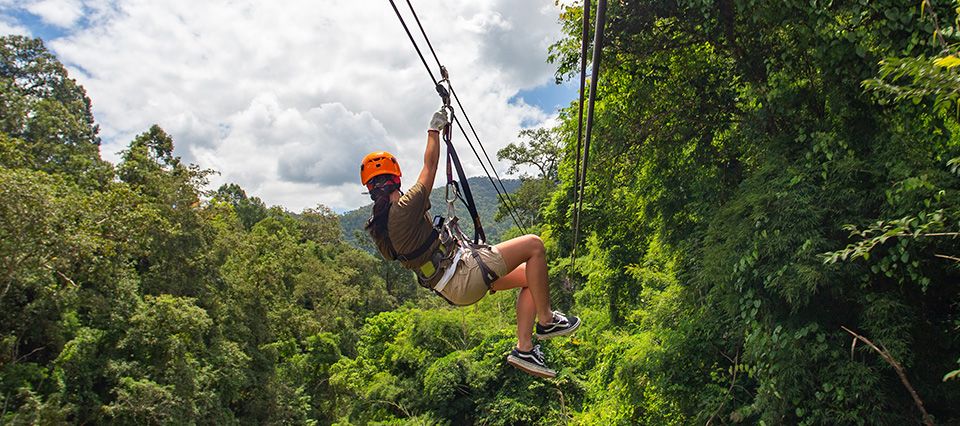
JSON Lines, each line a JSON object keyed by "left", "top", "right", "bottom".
{"left": 445, "top": 181, "right": 459, "bottom": 219}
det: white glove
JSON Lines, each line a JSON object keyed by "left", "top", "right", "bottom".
{"left": 428, "top": 108, "right": 449, "bottom": 132}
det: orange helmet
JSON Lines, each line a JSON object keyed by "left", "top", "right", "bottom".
{"left": 360, "top": 151, "right": 401, "bottom": 185}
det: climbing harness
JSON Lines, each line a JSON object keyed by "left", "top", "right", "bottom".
{"left": 382, "top": 0, "right": 518, "bottom": 302}
{"left": 426, "top": 71, "right": 500, "bottom": 304}
{"left": 369, "top": 67, "right": 500, "bottom": 305}
{"left": 570, "top": 0, "right": 608, "bottom": 269}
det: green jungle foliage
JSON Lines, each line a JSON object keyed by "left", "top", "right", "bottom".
{"left": 540, "top": 0, "right": 960, "bottom": 424}
{"left": 3, "top": 0, "right": 960, "bottom": 422}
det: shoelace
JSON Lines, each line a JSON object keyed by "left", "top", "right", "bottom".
{"left": 552, "top": 311, "right": 568, "bottom": 325}
{"left": 532, "top": 344, "right": 546, "bottom": 363}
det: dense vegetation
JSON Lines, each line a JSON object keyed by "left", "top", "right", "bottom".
{"left": 0, "top": 35, "right": 430, "bottom": 424}
{"left": 2, "top": 0, "right": 960, "bottom": 423}
{"left": 541, "top": 0, "right": 960, "bottom": 423}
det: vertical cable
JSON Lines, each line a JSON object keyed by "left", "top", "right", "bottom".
{"left": 570, "top": 0, "right": 591, "bottom": 266}
{"left": 571, "top": 0, "right": 608, "bottom": 268}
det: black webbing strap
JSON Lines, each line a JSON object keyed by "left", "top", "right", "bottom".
{"left": 469, "top": 247, "right": 499, "bottom": 288}
{"left": 383, "top": 227, "right": 439, "bottom": 262}
{"left": 442, "top": 114, "right": 486, "bottom": 244}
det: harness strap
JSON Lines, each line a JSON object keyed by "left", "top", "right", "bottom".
{"left": 428, "top": 243, "right": 498, "bottom": 306}
{"left": 369, "top": 206, "right": 439, "bottom": 264}
{"left": 416, "top": 240, "right": 452, "bottom": 278}
{"left": 384, "top": 228, "right": 439, "bottom": 262}
{"left": 437, "top": 76, "right": 486, "bottom": 245}
{"left": 469, "top": 245, "right": 499, "bottom": 288}
{"left": 443, "top": 127, "right": 486, "bottom": 244}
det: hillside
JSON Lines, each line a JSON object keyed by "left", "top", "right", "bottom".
{"left": 340, "top": 176, "right": 521, "bottom": 249}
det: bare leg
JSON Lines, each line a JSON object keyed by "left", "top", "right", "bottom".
{"left": 515, "top": 287, "right": 535, "bottom": 351}
{"left": 491, "top": 235, "right": 554, "bottom": 351}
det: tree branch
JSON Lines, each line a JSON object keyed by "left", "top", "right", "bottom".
{"left": 917, "top": 232, "right": 960, "bottom": 238}
{"left": 706, "top": 348, "right": 739, "bottom": 426}
{"left": 841, "top": 326, "right": 934, "bottom": 426}
{"left": 934, "top": 254, "right": 960, "bottom": 263}
{"left": 373, "top": 399, "right": 412, "bottom": 418}
{"left": 15, "top": 346, "right": 44, "bottom": 363}
{"left": 920, "top": 0, "right": 948, "bottom": 48}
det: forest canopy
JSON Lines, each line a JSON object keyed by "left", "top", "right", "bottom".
{"left": 2, "top": 0, "right": 960, "bottom": 423}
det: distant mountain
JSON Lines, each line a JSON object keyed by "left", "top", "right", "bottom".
{"left": 341, "top": 177, "right": 521, "bottom": 250}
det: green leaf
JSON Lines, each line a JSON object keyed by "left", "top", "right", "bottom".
{"left": 944, "top": 369, "right": 960, "bottom": 382}
{"left": 933, "top": 55, "right": 960, "bottom": 68}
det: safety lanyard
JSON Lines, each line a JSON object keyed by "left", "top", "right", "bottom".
{"left": 436, "top": 68, "right": 486, "bottom": 245}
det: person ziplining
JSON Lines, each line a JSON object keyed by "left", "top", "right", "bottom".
{"left": 359, "top": 102, "right": 581, "bottom": 378}
{"left": 360, "top": 0, "right": 613, "bottom": 378}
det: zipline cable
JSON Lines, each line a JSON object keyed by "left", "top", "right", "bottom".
{"left": 570, "top": 0, "right": 591, "bottom": 267}
{"left": 387, "top": 0, "right": 438, "bottom": 83}
{"left": 402, "top": 0, "right": 527, "bottom": 234}
{"left": 386, "top": 1, "right": 486, "bottom": 243}
{"left": 571, "top": 0, "right": 608, "bottom": 268}
{"left": 403, "top": 0, "right": 528, "bottom": 234}
{"left": 387, "top": 0, "right": 528, "bottom": 234}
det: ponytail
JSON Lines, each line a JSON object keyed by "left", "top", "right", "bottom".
{"left": 364, "top": 174, "right": 400, "bottom": 241}
{"left": 365, "top": 193, "right": 391, "bottom": 240}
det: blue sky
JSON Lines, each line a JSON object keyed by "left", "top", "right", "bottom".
{"left": 2, "top": 0, "right": 575, "bottom": 211}
{"left": 7, "top": 8, "right": 68, "bottom": 39}
{"left": 512, "top": 80, "right": 578, "bottom": 118}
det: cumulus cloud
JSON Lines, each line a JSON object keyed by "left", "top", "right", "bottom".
{"left": 276, "top": 105, "right": 395, "bottom": 186}
{"left": 2, "top": 0, "right": 566, "bottom": 211}
{"left": 25, "top": 0, "right": 85, "bottom": 28}
{"left": 0, "top": 18, "right": 29, "bottom": 36}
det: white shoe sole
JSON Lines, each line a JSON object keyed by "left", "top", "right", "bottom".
{"left": 506, "top": 355, "right": 556, "bottom": 378}
{"left": 535, "top": 318, "right": 581, "bottom": 339}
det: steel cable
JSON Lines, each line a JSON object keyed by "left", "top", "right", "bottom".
{"left": 387, "top": 0, "right": 528, "bottom": 234}
{"left": 571, "top": 0, "right": 608, "bottom": 268}
{"left": 404, "top": 0, "right": 528, "bottom": 234}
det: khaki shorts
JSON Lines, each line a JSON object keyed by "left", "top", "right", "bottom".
{"left": 438, "top": 245, "right": 509, "bottom": 306}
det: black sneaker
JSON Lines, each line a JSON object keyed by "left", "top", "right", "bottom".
{"left": 535, "top": 311, "right": 581, "bottom": 339}
{"left": 506, "top": 344, "right": 556, "bottom": 378}
{"left": 507, "top": 345, "right": 557, "bottom": 379}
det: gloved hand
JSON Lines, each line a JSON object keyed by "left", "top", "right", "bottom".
{"left": 428, "top": 108, "right": 449, "bottom": 132}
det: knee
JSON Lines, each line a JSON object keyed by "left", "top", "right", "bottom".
{"left": 524, "top": 234, "right": 545, "bottom": 257}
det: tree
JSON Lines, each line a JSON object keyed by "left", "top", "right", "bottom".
{"left": 830, "top": 0, "right": 960, "bottom": 393}
{"left": 297, "top": 205, "right": 341, "bottom": 245}
{"left": 0, "top": 35, "right": 419, "bottom": 424}
{"left": 539, "top": 0, "right": 960, "bottom": 423}
{"left": 117, "top": 125, "right": 215, "bottom": 297}
{"left": 212, "top": 183, "right": 268, "bottom": 231}
{"left": 497, "top": 127, "right": 561, "bottom": 182}
{"left": 0, "top": 35, "right": 110, "bottom": 187}
{"left": 496, "top": 127, "right": 562, "bottom": 227}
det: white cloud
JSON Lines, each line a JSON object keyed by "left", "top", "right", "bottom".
{"left": 5, "top": 0, "right": 566, "bottom": 211}
{"left": 0, "top": 18, "right": 29, "bottom": 36}
{"left": 25, "top": 0, "right": 84, "bottom": 28}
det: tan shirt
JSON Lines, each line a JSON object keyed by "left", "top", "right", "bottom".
{"left": 373, "top": 182, "right": 440, "bottom": 269}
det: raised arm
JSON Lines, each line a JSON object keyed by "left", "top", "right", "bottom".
{"left": 416, "top": 108, "right": 449, "bottom": 193}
